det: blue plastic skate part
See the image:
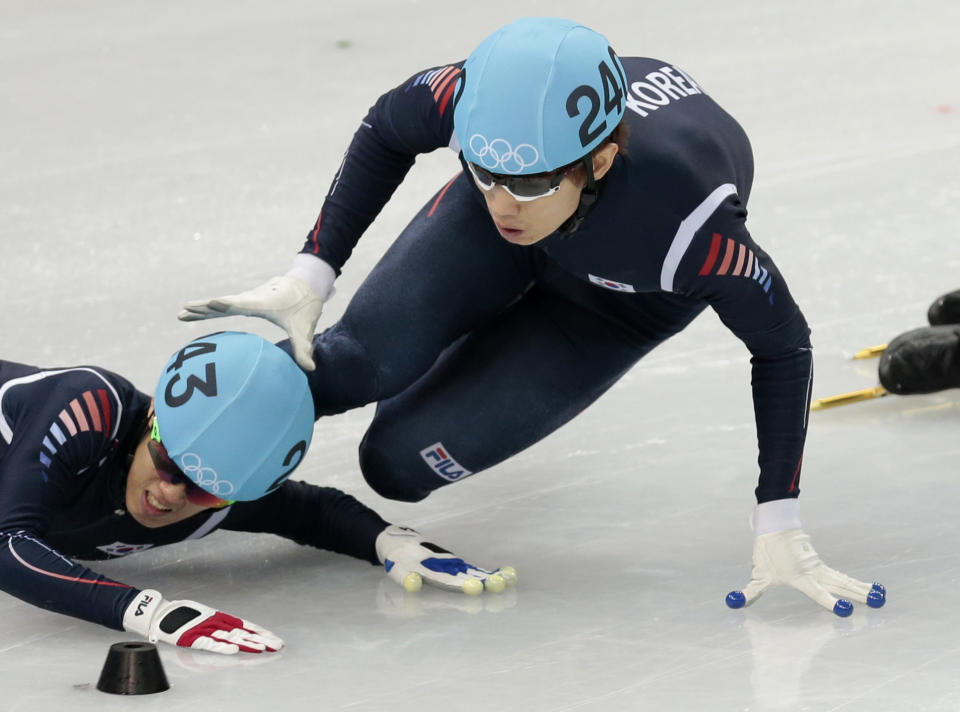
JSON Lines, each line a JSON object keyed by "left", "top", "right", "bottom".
{"left": 725, "top": 590, "right": 746, "bottom": 609}
{"left": 833, "top": 599, "right": 853, "bottom": 617}
{"left": 867, "top": 582, "right": 886, "bottom": 608}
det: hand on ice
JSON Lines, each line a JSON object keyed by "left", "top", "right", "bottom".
{"left": 375, "top": 525, "right": 517, "bottom": 595}
{"left": 123, "top": 589, "right": 283, "bottom": 654}
{"left": 726, "top": 499, "right": 884, "bottom": 616}
{"left": 726, "top": 529, "right": 885, "bottom": 616}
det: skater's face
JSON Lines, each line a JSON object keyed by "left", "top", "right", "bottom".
{"left": 126, "top": 436, "right": 213, "bottom": 527}
{"left": 125, "top": 414, "right": 232, "bottom": 528}
{"left": 472, "top": 142, "right": 619, "bottom": 246}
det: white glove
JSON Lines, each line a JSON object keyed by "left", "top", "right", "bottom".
{"left": 179, "top": 275, "right": 323, "bottom": 371}
{"left": 123, "top": 589, "right": 284, "bottom": 655}
{"left": 726, "top": 530, "right": 886, "bottom": 616}
{"left": 375, "top": 525, "right": 517, "bottom": 596}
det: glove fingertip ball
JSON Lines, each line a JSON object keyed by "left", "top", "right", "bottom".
{"left": 484, "top": 574, "right": 506, "bottom": 594}
{"left": 403, "top": 572, "right": 423, "bottom": 593}
{"left": 500, "top": 566, "right": 518, "bottom": 586}
{"left": 725, "top": 591, "right": 746, "bottom": 609}
{"left": 833, "top": 599, "right": 854, "bottom": 617}
{"left": 462, "top": 579, "right": 484, "bottom": 596}
{"left": 866, "top": 588, "right": 885, "bottom": 608}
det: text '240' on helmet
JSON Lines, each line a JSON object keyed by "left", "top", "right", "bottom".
{"left": 153, "top": 331, "right": 315, "bottom": 502}
{"left": 453, "top": 17, "right": 628, "bottom": 176}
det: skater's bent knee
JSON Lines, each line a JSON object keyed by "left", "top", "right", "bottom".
{"left": 359, "top": 435, "right": 432, "bottom": 503}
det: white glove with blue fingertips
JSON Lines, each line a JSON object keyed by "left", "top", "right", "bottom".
{"left": 375, "top": 525, "right": 517, "bottom": 596}
{"left": 725, "top": 499, "right": 885, "bottom": 616}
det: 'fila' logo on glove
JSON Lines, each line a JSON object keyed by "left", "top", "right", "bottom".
{"left": 134, "top": 593, "right": 155, "bottom": 617}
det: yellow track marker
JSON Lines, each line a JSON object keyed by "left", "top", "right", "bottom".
{"left": 852, "top": 344, "right": 887, "bottom": 359}
{"left": 810, "top": 386, "right": 889, "bottom": 411}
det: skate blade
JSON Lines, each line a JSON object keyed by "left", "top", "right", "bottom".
{"left": 810, "top": 386, "right": 889, "bottom": 411}
{"left": 851, "top": 344, "right": 887, "bottom": 359}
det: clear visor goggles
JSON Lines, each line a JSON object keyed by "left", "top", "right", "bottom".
{"left": 467, "top": 162, "right": 573, "bottom": 201}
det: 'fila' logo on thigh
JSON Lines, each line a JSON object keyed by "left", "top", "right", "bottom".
{"left": 419, "top": 442, "right": 473, "bottom": 482}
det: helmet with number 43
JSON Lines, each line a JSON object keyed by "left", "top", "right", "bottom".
{"left": 454, "top": 16, "right": 627, "bottom": 175}
{"left": 153, "top": 331, "right": 315, "bottom": 501}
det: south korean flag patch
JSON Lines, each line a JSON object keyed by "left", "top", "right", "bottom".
{"left": 588, "top": 274, "right": 636, "bottom": 293}
{"left": 97, "top": 541, "right": 155, "bottom": 557}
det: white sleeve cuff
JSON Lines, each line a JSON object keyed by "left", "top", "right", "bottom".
{"left": 751, "top": 498, "right": 802, "bottom": 536}
{"left": 287, "top": 254, "right": 337, "bottom": 301}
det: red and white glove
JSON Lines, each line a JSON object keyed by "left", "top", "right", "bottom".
{"left": 123, "top": 589, "right": 283, "bottom": 655}
{"left": 726, "top": 499, "right": 886, "bottom": 616}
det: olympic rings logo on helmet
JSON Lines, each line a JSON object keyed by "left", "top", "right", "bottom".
{"left": 179, "top": 452, "right": 236, "bottom": 497}
{"left": 469, "top": 134, "right": 540, "bottom": 174}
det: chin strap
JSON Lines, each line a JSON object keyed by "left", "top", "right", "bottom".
{"left": 557, "top": 155, "right": 599, "bottom": 236}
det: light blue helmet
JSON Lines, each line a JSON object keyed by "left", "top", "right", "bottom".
{"left": 153, "top": 331, "right": 315, "bottom": 501}
{"left": 454, "top": 17, "right": 627, "bottom": 175}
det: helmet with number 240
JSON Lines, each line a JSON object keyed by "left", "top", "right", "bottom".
{"left": 454, "top": 17, "right": 628, "bottom": 176}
